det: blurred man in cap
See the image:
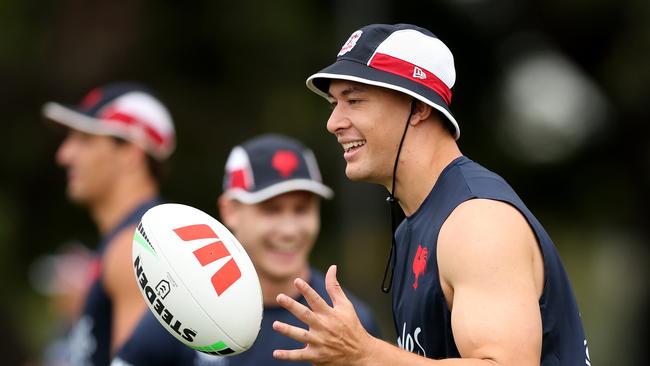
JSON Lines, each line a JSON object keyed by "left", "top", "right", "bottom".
{"left": 112, "top": 134, "right": 380, "bottom": 366}
{"left": 272, "top": 23, "right": 589, "bottom": 366}
{"left": 44, "top": 82, "right": 175, "bottom": 366}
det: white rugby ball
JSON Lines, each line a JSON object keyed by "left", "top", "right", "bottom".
{"left": 132, "top": 203, "right": 262, "bottom": 356}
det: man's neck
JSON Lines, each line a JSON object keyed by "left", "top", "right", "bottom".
{"left": 390, "top": 129, "right": 461, "bottom": 217}
{"left": 90, "top": 177, "right": 158, "bottom": 235}
{"left": 260, "top": 267, "right": 311, "bottom": 307}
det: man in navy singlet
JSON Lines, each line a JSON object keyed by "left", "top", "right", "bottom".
{"left": 111, "top": 134, "right": 380, "bottom": 366}
{"left": 44, "top": 82, "right": 176, "bottom": 366}
{"left": 272, "top": 24, "right": 590, "bottom": 365}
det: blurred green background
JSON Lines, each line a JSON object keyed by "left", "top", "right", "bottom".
{"left": 1, "top": 0, "right": 649, "bottom": 364}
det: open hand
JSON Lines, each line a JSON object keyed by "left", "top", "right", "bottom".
{"left": 272, "top": 265, "right": 376, "bottom": 366}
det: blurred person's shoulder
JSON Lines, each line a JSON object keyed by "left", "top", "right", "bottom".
{"left": 114, "top": 310, "right": 194, "bottom": 365}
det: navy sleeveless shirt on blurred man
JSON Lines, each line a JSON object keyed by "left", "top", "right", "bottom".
{"left": 391, "top": 156, "right": 589, "bottom": 365}
{"left": 66, "top": 199, "right": 159, "bottom": 366}
{"left": 112, "top": 268, "right": 381, "bottom": 366}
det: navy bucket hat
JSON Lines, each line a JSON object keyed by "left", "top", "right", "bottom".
{"left": 306, "top": 23, "right": 459, "bottom": 139}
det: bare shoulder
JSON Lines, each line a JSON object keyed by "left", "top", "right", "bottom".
{"left": 103, "top": 225, "right": 138, "bottom": 296}
{"left": 438, "top": 199, "right": 545, "bottom": 363}
{"left": 102, "top": 224, "right": 148, "bottom": 350}
{"left": 437, "top": 199, "right": 542, "bottom": 300}
{"left": 439, "top": 198, "right": 535, "bottom": 250}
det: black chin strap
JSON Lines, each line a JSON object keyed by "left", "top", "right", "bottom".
{"left": 381, "top": 99, "right": 416, "bottom": 293}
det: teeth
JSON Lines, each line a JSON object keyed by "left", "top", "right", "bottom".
{"left": 342, "top": 140, "right": 366, "bottom": 152}
{"left": 273, "top": 244, "right": 298, "bottom": 253}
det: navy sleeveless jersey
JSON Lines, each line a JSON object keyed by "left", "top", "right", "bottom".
{"left": 392, "top": 156, "right": 587, "bottom": 365}
{"left": 112, "top": 268, "right": 381, "bottom": 366}
{"left": 67, "top": 199, "right": 160, "bottom": 366}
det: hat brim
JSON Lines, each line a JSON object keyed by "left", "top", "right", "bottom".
{"left": 43, "top": 102, "right": 130, "bottom": 138}
{"left": 224, "top": 179, "right": 334, "bottom": 204}
{"left": 42, "top": 102, "right": 170, "bottom": 160}
{"left": 306, "top": 59, "right": 460, "bottom": 139}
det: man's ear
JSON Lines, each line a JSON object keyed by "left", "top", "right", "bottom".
{"left": 118, "top": 142, "right": 148, "bottom": 171}
{"left": 409, "top": 100, "right": 433, "bottom": 126}
{"left": 218, "top": 195, "right": 239, "bottom": 231}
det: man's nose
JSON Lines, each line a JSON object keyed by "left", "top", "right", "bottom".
{"left": 56, "top": 135, "right": 74, "bottom": 167}
{"left": 276, "top": 214, "right": 301, "bottom": 239}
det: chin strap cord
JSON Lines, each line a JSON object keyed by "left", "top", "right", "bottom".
{"left": 381, "top": 99, "right": 416, "bottom": 293}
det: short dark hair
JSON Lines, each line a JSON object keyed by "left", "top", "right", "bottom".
{"left": 145, "top": 154, "right": 169, "bottom": 183}
{"left": 417, "top": 99, "right": 456, "bottom": 137}
{"left": 111, "top": 137, "right": 169, "bottom": 183}
{"left": 438, "top": 110, "right": 457, "bottom": 137}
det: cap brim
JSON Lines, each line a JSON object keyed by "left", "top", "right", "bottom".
{"left": 224, "top": 179, "right": 334, "bottom": 204}
{"left": 43, "top": 102, "right": 131, "bottom": 138}
{"left": 306, "top": 59, "right": 460, "bottom": 139}
{"left": 42, "top": 102, "right": 171, "bottom": 160}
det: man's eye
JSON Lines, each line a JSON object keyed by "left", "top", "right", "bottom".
{"left": 348, "top": 99, "right": 361, "bottom": 105}
{"left": 260, "top": 204, "right": 281, "bottom": 215}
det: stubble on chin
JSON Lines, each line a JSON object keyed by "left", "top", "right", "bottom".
{"left": 345, "top": 163, "right": 385, "bottom": 185}
{"left": 344, "top": 166, "right": 364, "bottom": 182}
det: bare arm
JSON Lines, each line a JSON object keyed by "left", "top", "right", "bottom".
{"left": 103, "top": 225, "right": 147, "bottom": 354}
{"left": 272, "top": 199, "right": 543, "bottom": 366}
{"left": 438, "top": 199, "right": 543, "bottom": 365}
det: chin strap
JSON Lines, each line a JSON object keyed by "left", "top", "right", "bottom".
{"left": 381, "top": 99, "right": 416, "bottom": 294}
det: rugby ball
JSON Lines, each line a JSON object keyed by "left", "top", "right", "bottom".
{"left": 132, "top": 203, "right": 263, "bottom": 356}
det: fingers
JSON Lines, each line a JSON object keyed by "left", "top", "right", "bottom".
{"left": 272, "top": 348, "right": 311, "bottom": 362}
{"left": 325, "top": 264, "right": 350, "bottom": 307}
{"left": 272, "top": 306, "right": 320, "bottom": 363}
{"left": 273, "top": 267, "right": 361, "bottom": 365}
{"left": 276, "top": 293, "right": 316, "bottom": 326}
{"left": 272, "top": 320, "right": 311, "bottom": 344}
{"left": 294, "top": 276, "right": 331, "bottom": 313}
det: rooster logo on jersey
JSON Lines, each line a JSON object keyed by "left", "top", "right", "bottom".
{"left": 412, "top": 244, "right": 428, "bottom": 290}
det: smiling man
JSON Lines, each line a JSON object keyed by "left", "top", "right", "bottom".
{"left": 271, "top": 23, "right": 589, "bottom": 366}
{"left": 112, "top": 134, "right": 380, "bottom": 366}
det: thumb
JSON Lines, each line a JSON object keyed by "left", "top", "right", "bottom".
{"left": 325, "top": 264, "right": 349, "bottom": 307}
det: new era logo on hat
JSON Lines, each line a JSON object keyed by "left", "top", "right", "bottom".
{"left": 223, "top": 134, "right": 333, "bottom": 204}
{"left": 42, "top": 82, "right": 175, "bottom": 160}
{"left": 306, "top": 23, "right": 460, "bottom": 139}
{"left": 413, "top": 67, "right": 427, "bottom": 80}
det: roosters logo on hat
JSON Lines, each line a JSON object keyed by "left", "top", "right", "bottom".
{"left": 338, "top": 30, "right": 363, "bottom": 57}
